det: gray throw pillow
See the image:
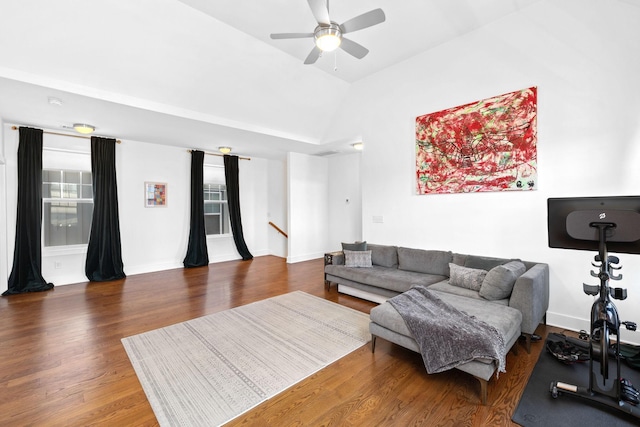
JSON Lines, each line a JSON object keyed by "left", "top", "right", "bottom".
{"left": 342, "top": 241, "right": 367, "bottom": 251}
{"left": 344, "top": 250, "right": 372, "bottom": 268}
{"left": 480, "top": 260, "right": 527, "bottom": 300}
{"left": 448, "top": 263, "right": 487, "bottom": 292}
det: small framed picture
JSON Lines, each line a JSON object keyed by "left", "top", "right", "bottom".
{"left": 145, "top": 182, "right": 167, "bottom": 207}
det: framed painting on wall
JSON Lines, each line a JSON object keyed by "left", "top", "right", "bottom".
{"left": 145, "top": 182, "right": 167, "bottom": 207}
{"left": 415, "top": 86, "right": 537, "bottom": 195}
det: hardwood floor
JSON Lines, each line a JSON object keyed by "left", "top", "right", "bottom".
{"left": 0, "top": 256, "right": 556, "bottom": 426}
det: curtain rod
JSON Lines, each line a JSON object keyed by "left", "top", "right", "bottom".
{"left": 11, "top": 126, "right": 122, "bottom": 144}
{"left": 188, "top": 149, "right": 251, "bottom": 161}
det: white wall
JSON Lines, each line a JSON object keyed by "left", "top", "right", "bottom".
{"left": 116, "top": 139, "right": 190, "bottom": 275}
{"left": 327, "top": 0, "right": 640, "bottom": 343}
{"left": 1, "top": 123, "right": 271, "bottom": 292}
{"left": 287, "top": 152, "right": 330, "bottom": 263}
{"left": 267, "top": 159, "right": 288, "bottom": 258}
{"left": 328, "top": 152, "right": 362, "bottom": 251}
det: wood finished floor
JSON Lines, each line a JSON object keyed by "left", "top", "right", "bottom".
{"left": 0, "top": 256, "right": 557, "bottom": 426}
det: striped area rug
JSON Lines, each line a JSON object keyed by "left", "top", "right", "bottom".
{"left": 122, "top": 291, "right": 371, "bottom": 426}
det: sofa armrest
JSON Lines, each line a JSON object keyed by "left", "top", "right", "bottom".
{"left": 508, "top": 263, "right": 549, "bottom": 335}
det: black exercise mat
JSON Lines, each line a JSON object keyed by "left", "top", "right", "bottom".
{"left": 512, "top": 338, "right": 640, "bottom": 426}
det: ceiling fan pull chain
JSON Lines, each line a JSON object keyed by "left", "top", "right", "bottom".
{"left": 334, "top": 52, "right": 338, "bottom": 71}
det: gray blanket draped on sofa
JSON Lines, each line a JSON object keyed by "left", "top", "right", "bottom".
{"left": 388, "top": 285, "right": 506, "bottom": 376}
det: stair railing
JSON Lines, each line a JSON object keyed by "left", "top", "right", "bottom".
{"left": 268, "top": 221, "right": 288, "bottom": 238}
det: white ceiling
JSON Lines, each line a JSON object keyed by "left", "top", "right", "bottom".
{"left": 178, "top": 0, "right": 536, "bottom": 83}
{"left": 0, "top": 0, "right": 541, "bottom": 159}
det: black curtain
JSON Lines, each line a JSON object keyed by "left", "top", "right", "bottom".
{"left": 224, "top": 155, "right": 253, "bottom": 260}
{"left": 3, "top": 127, "right": 54, "bottom": 296}
{"left": 183, "top": 150, "right": 209, "bottom": 267}
{"left": 85, "top": 136, "right": 126, "bottom": 281}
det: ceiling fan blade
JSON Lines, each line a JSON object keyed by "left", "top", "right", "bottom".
{"left": 270, "top": 33, "right": 314, "bottom": 39}
{"left": 307, "top": 0, "right": 331, "bottom": 25}
{"left": 304, "top": 46, "right": 322, "bottom": 64}
{"left": 339, "top": 37, "right": 369, "bottom": 59}
{"left": 340, "top": 8, "right": 386, "bottom": 34}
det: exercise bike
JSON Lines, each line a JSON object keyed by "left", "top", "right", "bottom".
{"left": 550, "top": 221, "right": 640, "bottom": 419}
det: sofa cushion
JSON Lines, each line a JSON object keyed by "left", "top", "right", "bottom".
{"left": 397, "top": 247, "right": 452, "bottom": 276}
{"left": 342, "top": 241, "right": 367, "bottom": 251}
{"left": 370, "top": 290, "right": 522, "bottom": 362}
{"left": 324, "top": 265, "right": 445, "bottom": 294}
{"left": 431, "top": 291, "right": 522, "bottom": 348}
{"left": 480, "top": 260, "right": 527, "bottom": 300}
{"left": 370, "top": 301, "right": 413, "bottom": 336}
{"left": 448, "top": 263, "right": 487, "bottom": 291}
{"left": 368, "top": 244, "right": 398, "bottom": 268}
{"left": 428, "top": 281, "right": 509, "bottom": 306}
{"left": 452, "top": 253, "right": 467, "bottom": 266}
{"left": 344, "top": 250, "right": 372, "bottom": 268}
{"left": 464, "top": 255, "right": 508, "bottom": 271}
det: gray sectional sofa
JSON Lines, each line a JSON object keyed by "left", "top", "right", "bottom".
{"left": 324, "top": 243, "right": 549, "bottom": 404}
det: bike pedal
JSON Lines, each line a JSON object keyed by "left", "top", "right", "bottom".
{"left": 610, "top": 287, "right": 628, "bottom": 300}
{"left": 583, "top": 283, "right": 599, "bottom": 296}
{"left": 620, "top": 378, "right": 640, "bottom": 405}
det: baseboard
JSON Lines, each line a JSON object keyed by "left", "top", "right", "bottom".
{"left": 287, "top": 252, "right": 324, "bottom": 263}
{"left": 338, "top": 284, "right": 389, "bottom": 304}
{"left": 208, "top": 249, "right": 270, "bottom": 263}
{"left": 546, "top": 311, "right": 589, "bottom": 335}
{"left": 124, "top": 261, "right": 184, "bottom": 277}
{"left": 547, "top": 311, "right": 640, "bottom": 346}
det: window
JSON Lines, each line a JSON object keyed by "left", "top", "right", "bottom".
{"left": 204, "top": 183, "right": 230, "bottom": 235}
{"left": 42, "top": 170, "right": 93, "bottom": 247}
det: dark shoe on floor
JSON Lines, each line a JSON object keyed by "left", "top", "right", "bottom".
{"left": 547, "top": 340, "right": 579, "bottom": 364}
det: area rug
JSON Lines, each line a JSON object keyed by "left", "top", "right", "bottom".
{"left": 512, "top": 339, "right": 640, "bottom": 426}
{"left": 122, "top": 291, "right": 370, "bottom": 427}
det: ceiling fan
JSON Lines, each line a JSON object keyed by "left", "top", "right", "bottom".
{"left": 270, "top": 0, "right": 386, "bottom": 65}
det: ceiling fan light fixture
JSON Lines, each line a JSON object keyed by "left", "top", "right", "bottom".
{"left": 271, "top": 4, "right": 385, "bottom": 65}
{"left": 315, "top": 24, "right": 342, "bottom": 52}
{"left": 352, "top": 142, "right": 364, "bottom": 150}
{"left": 218, "top": 146, "right": 232, "bottom": 154}
{"left": 73, "top": 123, "right": 95, "bottom": 134}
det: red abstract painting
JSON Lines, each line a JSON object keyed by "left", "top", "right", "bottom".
{"left": 416, "top": 87, "right": 537, "bottom": 194}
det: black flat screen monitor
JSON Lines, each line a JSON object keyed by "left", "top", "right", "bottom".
{"left": 547, "top": 196, "right": 640, "bottom": 254}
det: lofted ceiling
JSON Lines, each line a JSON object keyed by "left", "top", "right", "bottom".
{"left": 0, "top": 0, "right": 540, "bottom": 159}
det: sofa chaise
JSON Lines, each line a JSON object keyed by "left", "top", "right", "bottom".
{"left": 324, "top": 243, "right": 549, "bottom": 404}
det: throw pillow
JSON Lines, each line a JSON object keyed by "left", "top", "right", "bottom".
{"left": 344, "top": 250, "right": 372, "bottom": 268}
{"left": 342, "top": 241, "right": 367, "bottom": 251}
{"left": 480, "top": 260, "right": 527, "bottom": 300}
{"left": 448, "top": 263, "right": 487, "bottom": 292}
